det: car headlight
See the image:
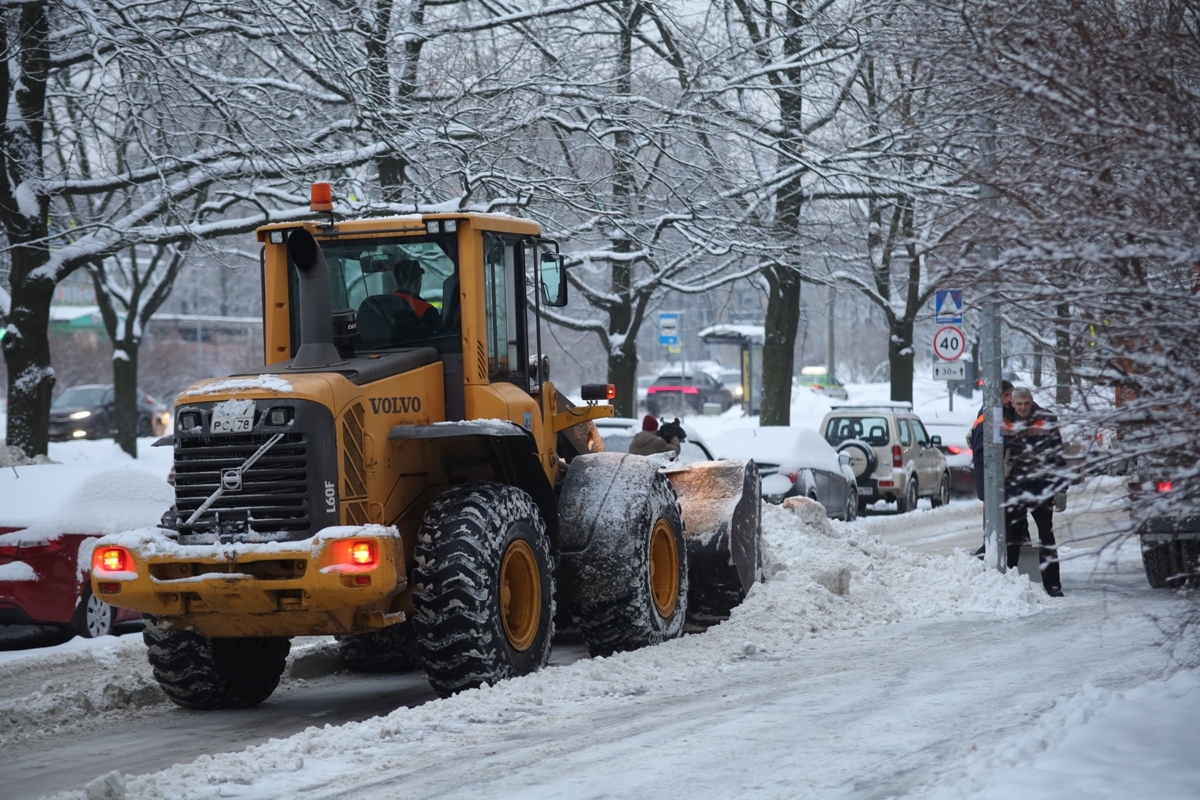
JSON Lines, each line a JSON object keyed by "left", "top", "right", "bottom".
{"left": 69, "top": 410, "right": 91, "bottom": 420}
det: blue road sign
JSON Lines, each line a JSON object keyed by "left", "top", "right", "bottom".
{"left": 659, "top": 313, "right": 680, "bottom": 346}
{"left": 935, "top": 289, "right": 964, "bottom": 324}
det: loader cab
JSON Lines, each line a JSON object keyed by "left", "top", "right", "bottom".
{"left": 260, "top": 214, "right": 565, "bottom": 426}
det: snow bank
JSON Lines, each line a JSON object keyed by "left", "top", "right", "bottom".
{"left": 0, "top": 464, "right": 171, "bottom": 533}
{"left": 921, "top": 668, "right": 1200, "bottom": 799}
{"left": 47, "top": 500, "right": 1049, "bottom": 800}
{"left": 0, "top": 467, "right": 171, "bottom": 541}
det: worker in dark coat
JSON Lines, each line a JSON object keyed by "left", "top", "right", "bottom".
{"left": 392, "top": 259, "right": 441, "bottom": 334}
{"left": 1004, "top": 387, "right": 1069, "bottom": 597}
{"left": 629, "top": 415, "right": 682, "bottom": 457}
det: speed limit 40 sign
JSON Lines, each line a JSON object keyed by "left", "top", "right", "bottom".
{"left": 933, "top": 325, "right": 967, "bottom": 361}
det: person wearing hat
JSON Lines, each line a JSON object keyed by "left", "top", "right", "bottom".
{"left": 392, "top": 259, "right": 440, "bottom": 334}
{"left": 628, "top": 415, "right": 682, "bottom": 457}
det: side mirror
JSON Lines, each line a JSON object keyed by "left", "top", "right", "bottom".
{"left": 838, "top": 452, "right": 851, "bottom": 466}
{"left": 540, "top": 252, "right": 567, "bottom": 307}
{"left": 930, "top": 435, "right": 942, "bottom": 446}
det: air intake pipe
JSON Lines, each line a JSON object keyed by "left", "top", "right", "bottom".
{"left": 285, "top": 229, "right": 346, "bottom": 369}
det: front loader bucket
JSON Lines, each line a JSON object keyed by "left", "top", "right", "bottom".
{"left": 663, "top": 459, "right": 762, "bottom": 624}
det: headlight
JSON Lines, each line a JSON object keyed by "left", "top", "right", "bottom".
{"left": 69, "top": 410, "right": 91, "bottom": 420}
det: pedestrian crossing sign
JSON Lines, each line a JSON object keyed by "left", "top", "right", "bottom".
{"left": 934, "top": 289, "right": 963, "bottom": 324}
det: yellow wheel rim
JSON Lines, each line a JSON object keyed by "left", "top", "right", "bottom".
{"left": 499, "top": 538, "right": 541, "bottom": 652}
{"left": 649, "top": 518, "right": 680, "bottom": 618}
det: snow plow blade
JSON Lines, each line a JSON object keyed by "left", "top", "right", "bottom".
{"left": 663, "top": 460, "right": 762, "bottom": 623}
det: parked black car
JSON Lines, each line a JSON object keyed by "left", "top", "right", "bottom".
{"left": 48, "top": 384, "right": 171, "bottom": 441}
{"left": 645, "top": 372, "right": 734, "bottom": 416}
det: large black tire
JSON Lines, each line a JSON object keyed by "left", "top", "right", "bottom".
{"left": 337, "top": 619, "right": 423, "bottom": 673}
{"left": 896, "top": 477, "right": 918, "bottom": 513}
{"left": 931, "top": 473, "right": 950, "bottom": 508}
{"left": 143, "top": 624, "right": 291, "bottom": 709}
{"left": 69, "top": 584, "right": 114, "bottom": 639}
{"left": 573, "top": 472, "right": 688, "bottom": 657}
{"left": 1142, "top": 538, "right": 1186, "bottom": 589}
{"left": 412, "top": 482, "right": 554, "bottom": 697}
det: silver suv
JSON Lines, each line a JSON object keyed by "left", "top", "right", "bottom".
{"left": 819, "top": 404, "right": 951, "bottom": 513}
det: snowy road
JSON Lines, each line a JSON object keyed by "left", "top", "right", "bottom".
{"left": 2, "top": 481, "right": 1193, "bottom": 799}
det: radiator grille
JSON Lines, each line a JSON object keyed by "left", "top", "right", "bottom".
{"left": 174, "top": 432, "right": 309, "bottom": 535}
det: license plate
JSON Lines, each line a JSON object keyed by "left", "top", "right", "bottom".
{"left": 857, "top": 486, "right": 874, "bottom": 495}
{"left": 210, "top": 399, "right": 256, "bottom": 434}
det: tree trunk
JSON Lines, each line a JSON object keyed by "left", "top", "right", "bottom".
{"left": 607, "top": 346, "right": 638, "bottom": 418}
{"left": 760, "top": 264, "right": 801, "bottom": 425}
{"left": 1055, "top": 302, "right": 1072, "bottom": 404}
{"left": 1032, "top": 339, "right": 1043, "bottom": 387}
{"left": 604, "top": 0, "right": 640, "bottom": 419}
{"left": 2, "top": 249, "right": 54, "bottom": 456}
{"left": 111, "top": 343, "right": 140, "bottom": 458}
{"left": 0, "top": 3, "right": 52, "bottom": 457}
{"left": 888, "top": 314, "right": 915, "bottom": 404}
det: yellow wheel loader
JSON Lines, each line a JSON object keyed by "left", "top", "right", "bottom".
{"left": 92, "top": 186, "right": 761, "bottom": 707}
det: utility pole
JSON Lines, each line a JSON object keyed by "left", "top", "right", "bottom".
{"left": 980, "top": 116, "right": 1006, "bottom": 572}
{"left": 827, "top": 286, "right": 836, "bottom": 378}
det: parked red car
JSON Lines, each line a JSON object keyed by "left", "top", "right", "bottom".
{"left": 0, "top": 465, "right": 173, "bottom": 638}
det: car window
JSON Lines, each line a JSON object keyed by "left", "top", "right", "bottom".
{"left": 898, "top": 419, "right": 912, "bottom": 446}
{"left": 678, "top": 441, "right": 711, "bottom": 463}
{"left": 911, "top": 419, "right": 930, "bottom": 447}
{"left": 52, "top": 386, "right": 108, "bottom": 408}
{"left": 825, "top": 416, "right": 889, "bottom": 447}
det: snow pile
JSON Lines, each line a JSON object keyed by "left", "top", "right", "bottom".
{"left": 921, "top": 668, "right": 1200, "bottom": 799}
{"left": 45, "top": 500, "right": 1048, "bottom": 800}
{"left": 0, "top": 468, "right": 171, "bottom": 543}
{"left": 0, "top": 444, "right": 54, "bottom": 467}
{"left": 0, "top": 637, "right": 167, "bottom": 749}
{"left": 0, "top": 637, "right": 342, "bottom": 751}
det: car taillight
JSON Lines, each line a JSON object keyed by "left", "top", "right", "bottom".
{"left": 682, "top": 386, "right": 700, "bottom": 394}
{"left": 1156, "top": 481, "right": 1173, "bottom": 493}
{"left": 647, "top": 387, "right": 659, "bottom": 394}
{"left": 946, "top": 445, "right": 963, "bottom": 455}
{"left": 893, "top": 445, "right": 903, "bottom": 468}
{"left": 784, "top": 471, "right": 799, "bottom": 483}
{"left": 94, "top": 547, "right": 130, "bottom": 573}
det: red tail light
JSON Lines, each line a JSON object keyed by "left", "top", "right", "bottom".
{"left": 682, "top": 386, "right": 700, "bottom": 395}
{"left": 331, "top": 540, "right": 379, "bottom": 569}
{"left": 893, "top": 445, "right": 903, "bottom": 468}
{"left": 946, "top": 445, "right": 963, "bottom": 455}
{"left": 784, "top": 471, "right": 799, "bottom": 483}
{"left": 93, "top": 547, "right": 130, "bottom": 573}
{"left": 647, "top": 387, "right": 659, "bottom": 394}
{"left": 1156, "top": 481, "right": 1173, "bottom": 493}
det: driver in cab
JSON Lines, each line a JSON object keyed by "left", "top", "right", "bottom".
{"left": 392, "top": 258, "right": 441, "bottom": 334}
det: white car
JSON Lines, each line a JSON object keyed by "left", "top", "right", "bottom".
{"left": 711, "top": 426, "right": 858, "bottom": 521}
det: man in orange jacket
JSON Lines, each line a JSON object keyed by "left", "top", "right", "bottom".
{"left": 392, "top": 259, "right": 441, "bottom": 334}
{"left": 971, "top": 380, "right": 1014, "bottom": 558}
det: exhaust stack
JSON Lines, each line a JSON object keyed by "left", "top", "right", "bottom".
{"left": 285, "top": 229, "right": 346, "bottom": 369}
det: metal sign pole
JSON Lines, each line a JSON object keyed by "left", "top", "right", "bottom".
{"left": 980, "top": 117, "right": 1006, "bottom": 572}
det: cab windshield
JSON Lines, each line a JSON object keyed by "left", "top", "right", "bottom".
{"left": 303, "top": 232, "right": 461, "bottom": 352}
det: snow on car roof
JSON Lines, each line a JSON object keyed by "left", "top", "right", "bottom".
{"left": 0, "top": 463, "right": 172, "bottom": 536}
{"left": 711, "top": 426, "right": 841, "bottom": 473}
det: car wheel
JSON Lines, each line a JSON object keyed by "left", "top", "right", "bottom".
{"left": 137, "top": 415, "right": 153, "bottom": 436}
{"left": 931, "top": 473, "right": 950, "bottom": 508}
{"left": 70, "top": 585, "right": 115, "bottom": 639}
{"left": 844, "top": 486, "right": 858, "bottom": 521}
{"left": 896, "top": 478, "right": 918, "bottom": 513}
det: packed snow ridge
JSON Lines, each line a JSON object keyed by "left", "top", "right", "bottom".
{"left": 36, "top": 500, "right": 1048, "bottom": 800}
